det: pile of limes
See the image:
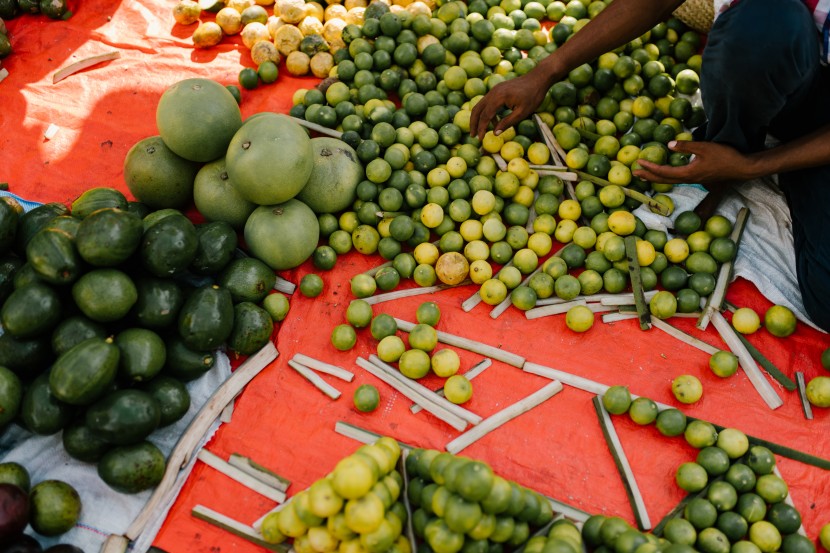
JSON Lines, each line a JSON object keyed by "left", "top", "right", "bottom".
{"left": 285, "top": 0, "right": 752, "bottom": 334}
{"left": 406, "top": 447, "right": 554, "bottom": 553}
{"left": 599, "top": 389, "right": 812, "bottom": 553}
{"left": 261, "top": 437, "right": 410, "bottom": 553}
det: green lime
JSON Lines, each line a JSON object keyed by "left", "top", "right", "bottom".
{"left": 444, "top": 375, "right": 473, "bottom": 404}
{"left": 780, "top": 534, "right": 815, "bottom": 553}
{"left": 258, "top": 60, "right": 279, "bottom": 84}
{"left": 748, "top": 521, "right": 781, "bottom": 553}
{"left": 263, "top": 293, "right": 290, "bottom": 322}
{"left": 672, "top": 374, "right": 703, "bottom": 404}
{"left": 377, "top": 335, "right": 405, "bottom": 363}
{"left": 655, "top": 408, "right": 687, "bottom": 437}
{"left": 354, "top": 384, "right": 381, "bottom": 412}
{"left": 416, "top": 301, "right": 441, "bottom": 326}
{"left": 374, "top": 266, "right": 401, "bottom": 291}
{"left": 238, "top": 67, "right": 259, "bottom": 90}
{"left": 370, "top": 313, "right": 398, "bottom": 341}
{"left": 628, "top": 397, "right": 658, "bottom": 425}
{"left": 674, "top": 211, "right": 701, "bottom": 235}
{"left": 684, "top": 420, "right": 718, "bottom": 449}
{"left": 331, "top": 324, "right": 357, "bottom": 351}
{"left": 696, "top": 446, "right": 730, "bottom": 476}
{"left": 226, "top": 85, "right": 242, "bottom": 105}
{"left": 754, "top": 474, "right": 788, "bottom": 504}
{"left": 747, "top": 446, "right": 776, "bottom": 475}
{"left": 346, "top": 299, "right": 374, "bottom": 328}
{"left": 351, "top": 273, "right": 378, "bottom": 299}
{"left": 725, "top": 463, "right": 757, "bottom": 493}
{"left": 312, "top": 245, "right": 338, "bottom": 270}
{"left": 602, "top": 385, "right": 632, "bottom": 415}
{"left": 709, "top": 351, "right": 738, "bottom": 378}
{"left": 408, "top": 323, "right": 438, "bottom": 352}
{"left": 706, "top": 481, "right": 738, "bottom": 512}
{"left": 663, "top": 517, "right": 697, "bottom": 546}
{"left": 822, "top": 347, "right": 830, "bottom": 369}
{"left": 399, "top": 348, "right": 431, "bottom": 379}
{"left": 696, "top": 527, "right": 730, "bottom": 553}
{"left": 300, "top": 274, "right": 324, "bottom": 298}
{"left": 684, "top": 498, "right": 717, "bottom": 530}
{"left": 737, "top": 493, "right": 768, "bottom": 523}
{"left": 766, "top": 503, "right": 802, "bottom": 535}
{"left": 716, "top": 427, "right": 749, "bottom": 458}
{"left": 716, "top": 511, "right": 749, "bottom": 542}
{"left": 675, "top": 462, "right": 708, "bottom": 493}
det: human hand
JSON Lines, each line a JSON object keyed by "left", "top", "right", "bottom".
{"left": 469, "top": 73, "right": 549, "bottom": 140}
{"left": 634, "top": 140, "right": 756, "bottom": 185}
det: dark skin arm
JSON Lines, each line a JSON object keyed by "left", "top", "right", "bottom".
{"left": 634, "top": 124, "right": 830, "bottom": 184}
{"left": 469, "top": 0, "right": 685, "bottom": 140}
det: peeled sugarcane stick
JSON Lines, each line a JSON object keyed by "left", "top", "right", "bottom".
{"left": 446, "top": 379, "right": 563, "bottom": 454}
{"left": 490, "top": 266, "right": 543, "bottom": 319}
{"left": 192, "top": 505, "right": 288, "bottom": 552}
{"left": 411, "top": 358, "right": 492, "bottom": 414}
{"left": 592, "top": 396, "right": 652, "bottom": 531}
{"left": 394, "top": 317, "right": 526, "bottom": 367}
{"left": 461, "top": 260, "right": 514, "bottom": 312}
{"left": 536, "top": 293, "right": 621, "bottom": 307}
{"left": 526, "top": 299, "right": 588, "bottom": 320}
{"left": 533, "top": 114, "right": 566, "bottom": 165}
{"left": 600, "top": 290, "right": 659, "bottom": 306}
{"left": 698, "top": 207, "right": 749, "bottom": 330}
{"left": 355, "top": 357, "right": 468, "bottom": 431}
{"left": 367, "top": 355, "right": 482, "bottom": 426}
{"left": 602, "top": 311, "right": 639, "bottom": 324}
{"left": 624, "top": 235, "right": 651, "bottom": 330}
{"left": 228, "top": 454, "right": 290, "bottom": 493}
{"left": 492, "top": 152, "right": 508, "bottom": 171}
{"left": 124, "top": 342, "right": 278, "bottom": 543}
{"left": 53, "top": 51, "right": 120, "bottom": 84}
{"left": 362, "top": 281, "right": 470, "bottom": 306}
{"left": 649, "top": 318, "right": 721, "bottom": 356}
{"left": 197, "top": 449, "right": 287, "bottom": 503}
{"left": 288, "top": 359, "right": 342, "bottom": 399}
{"left": 292, "top": 353, "right": 354, "bottom": 382}
{"left": 710, "top": 311, "right": 783, "bottom": 410}
{"left": 291, "top": 116, "right": 343, "bottom": 138}
{"left": 796, "top": 372, "right": 813, "bottom": 420}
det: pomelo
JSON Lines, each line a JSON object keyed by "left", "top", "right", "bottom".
{"left": 296, "top": 137, "right": 364, "bottom": 214}
{"left": 244, "top": 199, "right": 320, "bottom": 270}
{"left": 226, "top": 113, "right": 314, "bottom": 206}
{"left": 156, "top": 78, "right": 242, "bottom": 162}
{"left": 123, "top": 135, "right": 201, "bottom": 209}
{"left": 193, "top": 157, "right": 257, "bottom": 229}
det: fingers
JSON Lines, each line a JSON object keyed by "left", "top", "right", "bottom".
{"left": 470, "top": 95, "right": 503, "bottom": 141}
{"left": 668, "top": 139, "right": 704, "bottom": 155}
{"left": 633, "top": 160, "right": 690, "bottom": 185}
{"left": 493, "top": 108, "right": 530, "bottom": 136}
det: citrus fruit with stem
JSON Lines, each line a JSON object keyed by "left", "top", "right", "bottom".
{"left": 685, "top": 419, "right": 718, "bottom": 449}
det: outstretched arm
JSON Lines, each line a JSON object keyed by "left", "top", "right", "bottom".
{"left": 634, "top": 123, "right": 830, "bottom": 185}
{"left": 469, "top": 0, "right": 685, "bottom": 139}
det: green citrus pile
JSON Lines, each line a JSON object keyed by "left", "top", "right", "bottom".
{"left": 406, "top": 447, "right": 554, "bottom": 553}
{"left": 600, "top": 390, "right": 811, "bottom": 553}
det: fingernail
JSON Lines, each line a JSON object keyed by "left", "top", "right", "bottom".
{"left": 668, "top": 140, "right": 677, "bottom": 148}
{"left": 494, "top": 130, "right": 501, "bottom": 136}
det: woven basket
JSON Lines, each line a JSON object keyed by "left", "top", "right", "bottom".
{"left": 672, "top": 0, "right": 714, "bottom": 33}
